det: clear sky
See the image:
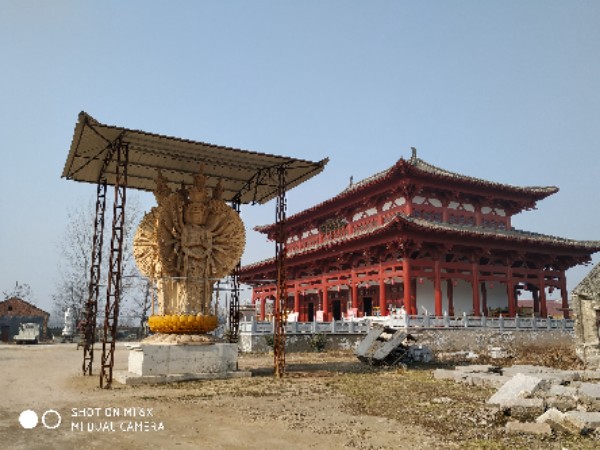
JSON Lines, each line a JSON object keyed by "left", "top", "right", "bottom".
{"left": 0, "top": 1, "right": 599, "bottom": 314}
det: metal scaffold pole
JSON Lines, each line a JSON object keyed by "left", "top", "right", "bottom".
{"left": 100, "top": 140, "right": 128, "bottom": 389}
{"left": 227, "top": 195, "right": 242, "bottom": 343}
{"left": 82, "top": 179, "right": 107, "bottom": 376}
{"left": 274, "top": 166, "right": 288, "bottom": 378}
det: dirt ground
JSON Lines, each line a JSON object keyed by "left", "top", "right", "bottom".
{"left": 0, "top": 343, "right": 598, "bottom": 450}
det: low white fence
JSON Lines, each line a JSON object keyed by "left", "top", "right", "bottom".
{"left": 239, "top": 313, "right": 574, "bottom": 335}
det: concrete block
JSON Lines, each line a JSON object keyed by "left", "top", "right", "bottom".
{"left": 536, "top": 407, "right": 566, "bottom": 424}
{"left": 454, "top": 364, "right": 494, "bottom": 373}
{"left": 129, "top": 342, "right": 238, "bottom": 376}
{"left": 580, "top": 370, "right": 600, "bottom": 381}
{"left": 505, "top": 421, "right": 552, "bottom": 435}
{"left": 564, "top": 411, "right": 600, "bottom": 433}
{"left": 465, "top": 373, "right": 510, "bottom": 389}
{"left": 487, "top": 373, "right": 544, "bottom": 407}
{"left": 545, "top": 396, "right": 577, "bottom": 412}
{"left": 503, "top": 366, "right": 578, "bottom": 383}
{"left": 578, "top": 382, "right": 600, "bottom": 401}
{"left": 433, "top": 368, "right": 458, "bottom": 381}
{"left": 502, "top": 365, "right": 548, "bottom": 377}
{"left": 509, "top": 401, "right": 545, "bottom": 422}
{"left": 547, "top": 385, "right": 578, "bottom": 397}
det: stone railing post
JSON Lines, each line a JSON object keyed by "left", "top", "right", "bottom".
{"left": 463, "top": 312, "right": 468, "bottom": 328}
{"left": 515, "top": 314, "right": 520, "bottom": 330}
{"left": 499, "top": 314, "right": 504, "bottom": 331}
{"left": 443, "top": 311, "right": 450, "bottom": 328}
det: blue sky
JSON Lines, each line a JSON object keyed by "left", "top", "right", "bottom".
{"left": 1, "top": 1, "right": 599, "bottom": 313}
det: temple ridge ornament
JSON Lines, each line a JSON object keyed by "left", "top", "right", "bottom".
{"left": 133, "top": 165, "right": 245, "bottom": 334}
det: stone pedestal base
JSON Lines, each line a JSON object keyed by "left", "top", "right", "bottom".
{"left": 114, "top": 342, "right": 251, "bottom": 385}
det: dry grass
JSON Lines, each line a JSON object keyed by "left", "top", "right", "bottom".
{"left": 133, "top": 347, "right": 599, "bottom": 449}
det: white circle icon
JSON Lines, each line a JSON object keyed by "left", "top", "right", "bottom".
{"left": 42, "top": 410, "right": 62, "bottom": 429}
{"left": 19, "top": 410, "right": 39, "bottom": 429}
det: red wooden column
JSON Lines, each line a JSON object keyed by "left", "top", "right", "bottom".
{"left": 539, "top": 272, "right": 547, "bottom": 318}
{"left": 446, "top": 279, "right": 454, "bottom": 316}
{"left": 403, "top": 257, "right": 412, "bottom": 314}
{"left": 322, "top": 279, "right": 329, "bottom": 321}
{"left": 559, "top": 271, "right": 569, "bottom": 319}
{"left": 294, "top": 284, "right": 300, "bottom": 315}
{"left": 434, "top": 259, "right": 442, "bottom": 317}
{"left": 379, "top": 275, "right": 387, "bottom": 315}
{"left": 471, "top": 261, "right": 481, "bottom": 316}
{"left": 481, "top": 282, "right": 488, "bottom": 316}
{"left": 507, "top": 267, "right": 515, "bottom": 317}
{"left": 351, "top": 280, "right": 358, "bottom": 313}
{"left": 410, "top": 278, "right": 418, "bottom": 315}
{"left": 260, "top": 293, "right": 266, "bottom": 320}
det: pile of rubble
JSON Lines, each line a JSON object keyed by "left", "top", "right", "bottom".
{"left": 356, "top": 326, "right": 432, "bottom": 366}
{"left": 434, "top": 364, "right": 600, "bottom": 435}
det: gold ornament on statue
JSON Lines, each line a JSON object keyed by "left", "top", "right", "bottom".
{"left": 133, "top": 165, "right": 245, "bottom": 334}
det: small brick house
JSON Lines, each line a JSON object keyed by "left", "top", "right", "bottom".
{"left": 0, "top": 297, "right": 50, "bottom": 342}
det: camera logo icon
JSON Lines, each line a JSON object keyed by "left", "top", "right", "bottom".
{"left": 19, "top": 409, "right": 61, "bottom": 429}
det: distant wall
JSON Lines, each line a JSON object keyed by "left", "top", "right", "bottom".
{"left": 238, "top": 328, "right": 574, "bottom": 354}
{"left": 239, "top": 333, "right": 365, "bottom": 353}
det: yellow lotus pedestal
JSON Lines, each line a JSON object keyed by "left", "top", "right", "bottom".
{"left": 148, "top": 315, "right": 218, "bottom": 334}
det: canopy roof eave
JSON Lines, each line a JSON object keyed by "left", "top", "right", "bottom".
{"left": 255, "top": 153, "right": 558, "bottom": 233}
{"left": 62, "top": 112, "right": 328, "bottom": 205}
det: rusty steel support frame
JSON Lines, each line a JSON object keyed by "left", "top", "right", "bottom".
{"left": 100, "top": 140, "right": 128, "bottom": 388}
{"left": 274, "top": 166, "right": 288, "bottom": 378}
{"left": 227, "top": 195, "right": 242, "bottom": 343}
{"left": 82, "top": 179, "right": 107, "bottom": 375}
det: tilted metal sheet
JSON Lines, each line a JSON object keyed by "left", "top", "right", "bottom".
{"left": 62, "top": 112, "right": 328, "bottom": 204}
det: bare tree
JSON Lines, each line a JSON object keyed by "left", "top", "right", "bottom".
{"left": 3, "top": 281, "right": 35, "bottom": 303}
{"left": 53, "top": 194, "right": 145, "bottom": 330}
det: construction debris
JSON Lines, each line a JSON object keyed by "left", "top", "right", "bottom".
{"left": 436, "top": 364, "right": 600, "bottom": 435}
{"left": 356, "top": 326, "right": 431, "bottom": 366}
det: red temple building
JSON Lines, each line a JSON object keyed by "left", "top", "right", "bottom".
{"left": 240, "top": 150, "right": 600, "bottom": 321}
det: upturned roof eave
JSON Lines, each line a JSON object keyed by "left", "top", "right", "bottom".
{"left": 243, "top": 214, "right": 600, "bottom": 275}
{"left": 254, "top": 155, "right": 558, "bottom": 234}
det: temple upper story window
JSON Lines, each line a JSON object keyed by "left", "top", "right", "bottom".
{"left": 319, "top": 217, "right": 348, "bottom": 234}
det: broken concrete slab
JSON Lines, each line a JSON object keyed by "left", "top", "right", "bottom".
{"left": 487, "top": 373, "right": 545, "bottom": 407}
{"left": 454, "top": 364, "right": 495, "bottom": 373}
{"left": 579, "top": 370, "right": 600, "bottom": 381}
{"left": 578, "top": 382, "right": 600, "bottom": 401}
{"left": 545, "top": 395, "right": 578, "bottom": 412}
{"left": 564, "top": 411, "right": 600, "bottom": 434}
{"left": 505, "top": 421, "right": 552, "bottom": 435}
{"left": 460, "top": 373, "right": 509, "bottom": 389}
{"left": 433, "top": 368, "right": 460, "bottom": 381}
{"left": 536, "top": 407, "right": 566, "bottom": 424}
{"left": 547, "top": 384, "right": 578, "bottom": 397}
{"left": 502, "top": 365, "right": 580, "bottom": 383}
{"left": 535, "top": 408, "right": 572, "bottom": 433}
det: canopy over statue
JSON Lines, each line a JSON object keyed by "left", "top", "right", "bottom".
{"left": 62, "top": 111, "right": 328, "bottom": 385}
